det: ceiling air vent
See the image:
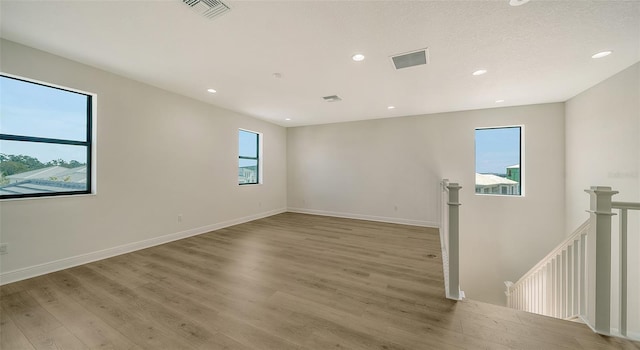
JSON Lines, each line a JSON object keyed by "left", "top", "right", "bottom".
{"left": 390, "top": 48, "right": 429, "bottom": 70}
{"left": 182, "top": 0, "right": 230, "bottom": 20}
{"left": 323, "top": 95, "right": 342, "bottom": 102}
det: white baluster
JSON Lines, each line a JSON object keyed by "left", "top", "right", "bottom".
{"left": 544, "top": 264, "right": 550, "bottom": 316}
{"left": 555, "top": 256, "right": 560, "bottom": 318}
{"left": 558, "top": 250, "right": 567, "bottom": 318}
{"left": 552, "top": 257, "right": 558, "bottom": 317}
{"left": 580, "top": 232, "right": 587, "bottom": 318}
{"left": 619, "top": 207, "right": 627, "bottom": 337}
{"left": 567, "top": 244, "right": 572, "bottom": 317}
{"left": 573, "top": 242, "right": 579, "bottom": 317}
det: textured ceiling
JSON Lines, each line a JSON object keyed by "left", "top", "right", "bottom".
{"left": 1, "top": 0, "right": 639, "bottom": 127}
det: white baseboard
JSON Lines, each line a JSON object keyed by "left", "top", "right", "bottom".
{"left": 0, "top": 208, "right": 286, "bottom": 285}
{"left": 287, "top": 207, "right": 439, "bottom": 228}
{"left": 581, "top": 317, "right": 640, "bottom": 341}
{"left": 610, "top": 327, "right": 640, "bottom": 341}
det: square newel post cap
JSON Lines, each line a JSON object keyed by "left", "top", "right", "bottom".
{"left": 584, "top": 186, "right": 619, "bottom": 195}
{"left": 446, "top": 183, "right": 462, "bottom": 190}
{"left": 447, "top": 183, "right": 462, "bottom": 206}
{"left": 585, "top": 186, "right": 618, "bottom": 216}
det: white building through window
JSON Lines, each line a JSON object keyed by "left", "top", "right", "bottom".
{"left": 475, "top": 126, "right": 522, "bottom": 196}
{"left": 238, "top": 129, "right": 260, "bottom": 185}
{"left": 0, "top": 74, "right": 94, "bottom": 199}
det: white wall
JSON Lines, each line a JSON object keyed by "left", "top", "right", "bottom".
{"left": 565, "top": 63, "right": 640, "bottom": 230}
{"left": 0, "top": 40, "right": 287, "bottom": 283}
{"left": 287, "top": 103, "right": 566, "bottom": 305}
{"left": 565, "top": 62, "right": 640, "bottom": 337}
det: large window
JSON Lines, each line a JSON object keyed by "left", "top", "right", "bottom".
{"left": 238, "top": 129, "right": 260, "bottom": 185}
{"left": 475, "top": 126, "right": 522, "bottom": 196}
{"left": 0, "top": 74, "right": 94, "bottom": 199}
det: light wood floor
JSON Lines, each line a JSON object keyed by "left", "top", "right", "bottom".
{"left": 1, "top": 213, "right": 639, "bottom": 349}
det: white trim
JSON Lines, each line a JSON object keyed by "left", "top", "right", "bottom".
{"left": 0, "top": 71, "right": 95, "bottom": 96}
{"left": 91, "top": 92, "right": 98, "bottom": 195}
{"left": 474, "top": 124, "right": 525, "bottom": 197}
{"left": 580, "top": 316, "right": 640, "bottom": 341}
{"left": 287, "top": 207, "right": 439, "bottom": 228}
{"left": 628, "top": 331, "right": 640, "bottom": 341}
{"left": 610, "top": 327, "right": 640, "bottom": 341}
{"left": 0, "top": 192, "right": 97, "bottom": 202}
{"left": 0, "top": 208, "right": 286, "bottom": 285}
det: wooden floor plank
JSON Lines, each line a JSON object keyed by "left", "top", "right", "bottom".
{"left": 1, "top": 291, "right": 88, "bottom": 349}
{"left": 45, "top": 270, "right": 194, "bottom": 350}
{"left": 0, "top": 305, "right": 36, "bottom": 350}
{"left": 26, "top": 282, "right": 141, "bottom": 350}
{"left": 1, "top": 212, "right": 639, "bottom": 349}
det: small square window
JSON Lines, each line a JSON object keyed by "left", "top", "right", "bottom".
{"left": 475, "top": 126, "right": 522, "bottom": 196}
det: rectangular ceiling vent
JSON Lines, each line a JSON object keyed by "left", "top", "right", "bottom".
{"left": 182, "top": 0, "right": 230, "bottom": 20}
{"left": 323, "top": 95, "right": 342, "bottom": 102}
{"left": 390, "top": 48, "right": 429, "bottom": 70}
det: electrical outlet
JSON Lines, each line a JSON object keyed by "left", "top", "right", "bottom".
{"left": 0, "top": 243, "right": 8, "bottom": 255}
{"left": 177, "top": 214, "right": 183, "bottom": 224}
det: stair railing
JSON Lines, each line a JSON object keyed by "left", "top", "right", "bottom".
{"left": 610, "top": 199, "right": 639, "bottom": 337}
{"left": 504, "top": 219, "right": 590, "bottom": 319}
{"left": 506, "top": 186, "right": 639, "bottom": 339}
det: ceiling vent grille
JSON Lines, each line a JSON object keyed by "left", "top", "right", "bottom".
{"left": 323, "top": 95, "right": 342, "bottom": 102}
{"left": 182, "top": 0, "right": 230, "bottom": 20}
{"left": 390, "top": 48, "right": 429, "bottom": 70}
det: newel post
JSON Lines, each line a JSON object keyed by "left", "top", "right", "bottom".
{"left": 585, "top": 186, "right": 618, "bottom": 334}
{"left": 504, "top": 281, "right": 514, "bottom": 308}
{"left": 447, "top": 183, "right": 462, "bottom": 300}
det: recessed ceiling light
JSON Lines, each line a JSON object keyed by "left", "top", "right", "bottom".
{"left": 509, "top": 0, "right": 531, "bottom": 6}
{"left": 495, "top": 99, "right": 505, "bottom": 103}
{"left": 591, "top": 51, "right": 612, "bottom": 59}
{"left": 352, "top": 54, "right": 365, "bottom": 62}
{"left": 207, "top": 88, "right": 217, "bottom": 93}
{"left": 285, "top": 118, "right": 291, "bottom": 121}
{"left": 387, "top": 106, "right": 396, "bottom": 110}
{"left": 472, "top": 69, "right": 487, "bottom": 76}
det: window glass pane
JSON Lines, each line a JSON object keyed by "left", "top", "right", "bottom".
{"left": 0, "top": 76, "right": 88, "bottom": 141}
{"left": 239, "top": 130, "right": 258, "bottom": 158}
{"left": 0, "top": 140, "right": 88, "bottom": 196}
{"left": 238, "top": 158, "right": 258, "bottom": 184}
{"left": 475, "top": 127, "right": 521, "bottom": 196}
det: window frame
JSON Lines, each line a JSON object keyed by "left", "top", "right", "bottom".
{"left": 238, "top": 128, "right": 261, "bottom": 186}
{"left": 0, "top": 73, "right": 95, "bottom": 200}
{"left": 474, "top": 125, "right": 524, "bottom": 197}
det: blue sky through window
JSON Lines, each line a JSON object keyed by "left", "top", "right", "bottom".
{"left": 238, "top": 130, "right": 258, "bottom": 157}
{"left": 238, "top": 130, "right": 258, "bottom": 168}
{"left": 0, "top": 76, "right": 88, "bottom": 163}
{"left": 475, "top": 127, "right": 520, "bottom": 174}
